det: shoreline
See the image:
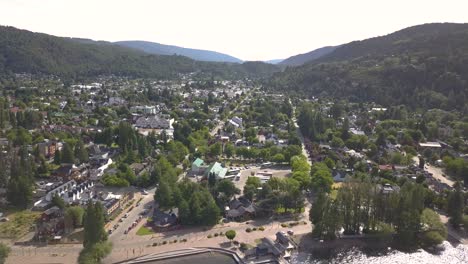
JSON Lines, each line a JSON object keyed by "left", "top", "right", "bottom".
{"left": 291, "top": 233, "right": 467, "bottom": 260}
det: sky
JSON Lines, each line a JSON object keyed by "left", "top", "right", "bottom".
{"left": 1, "top": 0, "right": 468, "bottom": 61}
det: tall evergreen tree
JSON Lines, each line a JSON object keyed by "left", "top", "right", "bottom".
{"left": 448, "top": 182, "right": 465, "bottom": 228}
{"left": 61, "top": 143, "right": 75, "bottom": 164}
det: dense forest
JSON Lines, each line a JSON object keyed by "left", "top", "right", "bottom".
{"left": 268, "top": 23, "right": 468, "bottom": 111}
{"left": 0, "top": 26, "right": 279, "bottom": 79}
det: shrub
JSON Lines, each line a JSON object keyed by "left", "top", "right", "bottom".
{"left": 259, "top": 226, "right": 265, "bottom": 231}
{"left": 281, "top": 223, "right": 288, "bottom": 228}
{"left": 252, "top": 227, "right": 257, "bottom": 231}
{"left": 152, "top": 242, "right": 158, "bottom": 246}
{"left": 246, "top": 227, "right": 252, "bottom": 233}
{"left": 182, "top": 238, "right": 187, "bottom": 242}
{"left": 207, "top": 234, "right": 213, "bottom": 238}
{"left": 240, "top": 243, "right": 248, "bottom": 250}
{"left": 162, "top": 241, "right": 167, "bottom": 245}
{"left": 173, "top": 239, "right": 178, "bottom": 243}
{"left": 214, "top": 233, "right": 219, "bottom": 237}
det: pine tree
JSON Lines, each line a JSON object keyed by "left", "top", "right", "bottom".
{"left": 83, "top": 201, "right": 107, "bottom": 248}
{"left": 74, "top": 140, "right": 88, "bottom": 164}
{"left": 61, "top": 143, "right": 75, "bottom": 164}
{"left": 448, "top": 182, "right": 465, "bottom": 228}
{"left": 54, "top": 149, "right": 61, "bottom": 165}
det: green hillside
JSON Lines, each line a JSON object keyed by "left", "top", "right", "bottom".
{"left": 0, "top": 26, "right": 278, "bottom": 79}
{"left": 268, "top": 23, "right": 468, "bottom": 111}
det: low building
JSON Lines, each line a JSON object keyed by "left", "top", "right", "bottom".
{"left": 205, "top": 162, "right": 228, "bottom": 180}
{"left": 152, "top": 207, "right": 179, "bottom": 230}
{"left": 191, "top": 158, "right": 206, "bottom": 174}
{"left": 225, "top": 198, "right": 256, "bottom": 221}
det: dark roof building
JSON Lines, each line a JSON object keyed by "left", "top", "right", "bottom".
{"left": 134, "top": 115, "right": 170, "bottom": 129}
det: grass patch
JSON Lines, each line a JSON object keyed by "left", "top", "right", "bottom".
{"left": 330, "top": 189, "right": 338, "bottom": 200}
{"left": 136, "top": 226, "right": 155, "bottom": 236}
{"left": 0, "top": 211, "right": 40, "bottom": 238}
{"left": 275, "top": 207, "right": 304, "bottom": 214}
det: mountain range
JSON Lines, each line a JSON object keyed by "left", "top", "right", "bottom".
{"left": 115, "top": 41, "right": 243, "bottom": 63}
{"left": 268, "top": 23, "right": 468, "bottom": 110}
{"left": 0, "top": 26, "right": 279, "bottom": 79}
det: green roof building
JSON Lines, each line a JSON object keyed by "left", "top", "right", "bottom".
{"left": 205, "top": 162, "right": 228, "bottom": 179}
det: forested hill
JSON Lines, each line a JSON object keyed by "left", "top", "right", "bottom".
{"left": 268, "top": 23, "right": 468, "bottom": 111}
{"left": 115, "top": 40, "right": 243, "bottom": 63}
{"left": 0, "top": 26, "right": 279, "bottom": 79}
{"left": 279, "top": 46, "right": 337, "bottom": 66}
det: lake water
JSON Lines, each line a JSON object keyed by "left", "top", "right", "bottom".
{"left": 291, "top": 241, "right": 468, "bottom": 264}
{"left": 146, "top": 252, "right": 238, "bottom": 264}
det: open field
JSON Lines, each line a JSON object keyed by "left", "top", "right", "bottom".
{"left": 0, "top": 211, "right": 40, "bottom": 239}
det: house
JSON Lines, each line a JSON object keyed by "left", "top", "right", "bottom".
{"left": 103, "top": 198, "right": 120, "bottom": 216}
{"left": 152, "top": 207, "right": 179, "bottom": 230}
{"left": 37, "top": 140, "right": 57, "bottom": 159}
{"left": 332, "top": 169, "right": 351, "bottom": 182}
{"left": 205, "top": 162, "right": 228, "bottom": 180}
{"left": 252, "top": 232, "right": 296, "bottom": 260}
{"left": 227, "top": 116, "right": 243, "bottom": 128}
{"left": 54, "top": 164, "right": 79, "bottom": 179}
{"left": 134, "top": 115, "right": 172, "bottom": 130}
{"left": 130, "top": 105, "right": 157, "bottom": 115}
{"left": 134, "top": 115, "right": 174, "bottom": 136}
{"left": 191, "top": 158, "right": 206, "bottom": 174}
{"left": 108, "top": 97, "right": 126, "bottom": 106}
{"left": 41, "top": 206, "right": 62, "bottom": 221}
{"left": 419, "top": 142, "right": 442, "bottom": 149}
{"left": 225, "top": 198, "right": 256, "bottom": 221}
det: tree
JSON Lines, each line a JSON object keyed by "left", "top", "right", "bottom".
{"left": 64, "top": 206, "right": 85, "bottom": 233}
{"left": 208, "top": 172, "right": 217, "bottom": 188}
{"left": 154, "top": 181, "right": 174, "bottom": 210}
{"left": 420, "top": 208, "right": 447, "bottom": 248}
{"left": 7, "top": 152, "right": 33, "bottom": 209}
{"left": 51, "top": 194, "right": 65, "bottom": 210}
{"left": 272, "top": 153, "right": 285, "bottom": 163}
{"left": 225, "top": 230, "right": 236, "bottom": 243}
{"left": 61, "top": 143, "right": 75, "bottom": 164}
{"left": 224, "top": 143, "right": 235, "bottom": 158}
{"left": 83, "top": 201, "right": 107, "bottom": 248}
{"left": 447, "top": 182, "right": 465, "bottom": 228}
{"left": 54, "top": 149, "right": 61, "bottom": 165}
{"left": 310, "top": 162, "right": 333, "bottom": 193}
{"left": 419, "top": 157, "right": 425, "bottom": 169}
{"left": 0, "top": 243, "right": 10, "bottom": 264}
{"left": 75, "top": 140, "right": 89, "bottom": 164}
{"left": 78, "top": 241, "right": 112, "bottom": 264}
{"left": 216, "top": 180, "right": 240, "bottom": 201}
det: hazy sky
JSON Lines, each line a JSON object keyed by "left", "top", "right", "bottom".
{"left": 1, "top": 0, "right": 468, "bottom": 61}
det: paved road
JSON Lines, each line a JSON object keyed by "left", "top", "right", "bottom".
{"left": 109, "top": 187, "right": 156, "bottom": 241}
{"left": 291, "top": 100, "right": 312, "bottom": 165}
{"left": 412, "top": 156, "right": 455, "bottom": 187}
{"left": 209, "top": 88, "right": 255, "bottom": 136}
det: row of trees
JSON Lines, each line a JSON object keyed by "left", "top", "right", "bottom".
{"left": 310, "top": 178, "right": 447, "bottom": 249}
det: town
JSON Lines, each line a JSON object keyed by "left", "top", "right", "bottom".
{"left": 0, "top": 71, "right": 466, "bottom": 264}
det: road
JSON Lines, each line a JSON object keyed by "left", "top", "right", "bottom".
{"left": 412, "top": 156, "right": 455, "bottom": 187}
{"left": 209, "top": 88, "right": 255, "bottom": 136}
{"left": 291, "top": 100, "right": 312, "bottom": 165}
{"left": 109, "top": 187, "right": 156, "bottom": 241}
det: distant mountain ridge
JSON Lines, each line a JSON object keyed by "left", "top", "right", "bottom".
{"left": 115, "top": 40, "right": 243, "bottom": 63}
{"left": 280, "top": 46, "right": 338, "bottom": 66}
{"left": 265, "top": 59, "right": 283, "bottom": 64}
